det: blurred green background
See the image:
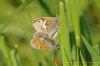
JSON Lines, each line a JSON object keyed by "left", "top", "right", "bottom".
{"left": 0, "top": 0, "right": 100, "bottom": 66}
{"left": 0, "top": 0, "right": 61, "bottom": 66}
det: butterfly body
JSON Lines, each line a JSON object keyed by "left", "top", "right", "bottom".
{"left": 31, "top": 17, "right": 59, "bottom": 49}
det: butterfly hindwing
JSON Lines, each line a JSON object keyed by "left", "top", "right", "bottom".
{"left": 31, "top": 32, "right": 57, "bottom": 49}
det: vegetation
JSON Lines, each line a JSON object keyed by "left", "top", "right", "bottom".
{"left": 0, "top": 0, "right": 100, "bottom": 66}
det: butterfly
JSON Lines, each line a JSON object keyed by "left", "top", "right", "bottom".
{"left": 30, "top": 17, "right": 59, "bottom": 50}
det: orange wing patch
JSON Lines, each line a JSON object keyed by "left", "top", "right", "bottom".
{"left": 32, "top": 39, "right": 49, "bottom": 49}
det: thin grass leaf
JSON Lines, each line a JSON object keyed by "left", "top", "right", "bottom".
{"left": 65, "top": 0, "right": 83, "bottom": 66}
{"left": 59, "top": 1, "right": 71, "bottom": 66}
{"left": 0, "top": 36, "right": 12, "bottom": 66}
{"left": 10, "top": 49, "right": 19, "bottom": 66}
{"left": 80, "top": 51, "right": 87, "bottom": 66}
{"left": 65, "top": 0, "right": 81, "bottom": 48}
{"left": 10, "top": 44, "right": 22, "bottom": 66}
{"left": 38, "top": 0, "right": 53, "bottom": 16}
{"left": 81, "top": 35, "right": 100, "bottom": 62}
{"left": 0, "top": 36, "right": 21, "bottom": 66}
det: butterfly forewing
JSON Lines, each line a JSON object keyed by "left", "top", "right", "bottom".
{"left": 33, "top": 19, "right": 47, "bottom": 33}
{"left": 32, "top": 17, "right": 59, "bottom": 38}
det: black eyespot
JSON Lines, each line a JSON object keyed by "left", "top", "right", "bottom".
{"left": 38, "top": 21, "right": 40, "bottom": 22}
{"left": 35, "top": 45, "right": 38, "bottom": 47}
{"left": 38, "top": 20, "right": 41, "bottom": 22}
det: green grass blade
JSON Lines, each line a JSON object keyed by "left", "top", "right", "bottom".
{"left": 80, "top": 51, "right": 87, "bottom": 66}
{"left": 0, "top": 36, "right": 12, "bottom": 66}
{"left": 10, "top": 45, "right": 22, "bottom": 66}
{"left": 81, "top": 35, "right": 100, "bottom": 62}
{"left": 65, "top": 0, "right": 81, "bottom": 48}
{"left": 59, "top": 1, "right": 71, "bottom": 66}
{"left": 38, "top": 0, "right": 53, "bottom": 16}
{"left": 10, "top": 49, "right": 19, "bottom": 66}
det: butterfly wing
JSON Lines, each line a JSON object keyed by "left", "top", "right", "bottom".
{"left": 44, "top": 17, "right": 59, "bottom": 38}
{"left": 35, "top": 32, "right": 57, "bottom": 48}
{"left": 32, "top": 18, "right": 47, "bottom": 33}
{"left": 32, "top": 17, "right": 59, "bottom": 38}
{"left": 31, "top": 32, "right": 57, "bottom": 49}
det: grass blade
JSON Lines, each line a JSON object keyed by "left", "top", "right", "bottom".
{"left": 0, "top": 36, "right": 12, "bottom": 66}
{"left": 81, "top": 35, "right": 100, "bottom": 62}
{"left": 80, "top": 51, "right": 87, "bottom": 66}
{"left": 59, "top": 1, "right": 71, "bottom": 66}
